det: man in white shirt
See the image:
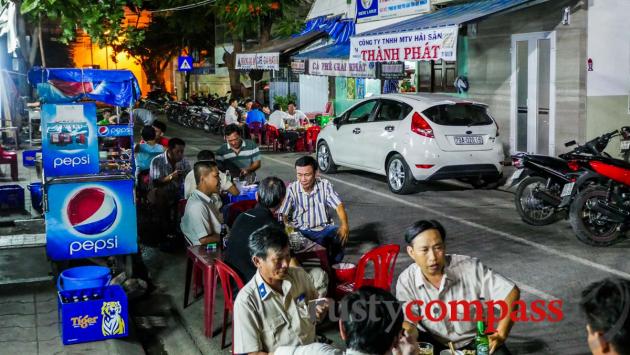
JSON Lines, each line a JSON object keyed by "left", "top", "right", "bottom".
{"left": 180, "top": 161, "right": 223, "bottom": 246}
{"left": 286, "top": 101, "right": 308, "bottom": 129}
{"left": 225, "top": 98, "right": 241, "bottom": 126}
{"left": 183, "top": 150, "right": 239, "bottom": 209}
{"left": 396, "top": 220, "right": 519, "bottom": 354}
{"left": 268, "top": 103, "right": 287, "bottom": 130}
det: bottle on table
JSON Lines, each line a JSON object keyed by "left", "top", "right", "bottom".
{"left": 475, "top": 320, "right": 490, "bottom": 355}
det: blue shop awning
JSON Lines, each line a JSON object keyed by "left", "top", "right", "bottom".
{"left": 357, "top": 0, "right": 549, "bottom": 36}
{"left": 293, "top": 43, "right": 349, "bottom": 60}
{"left": 297, "top": 16, "right": 355, "bottom": 44}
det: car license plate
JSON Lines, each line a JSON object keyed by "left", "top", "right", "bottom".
{"left": 621, "top": 140, "right": 630, "bottom": 150}
{"left": 561, "top": 182, "right": 575, "bottom": 197}
{"left": 454, "top": 136, "right": 483, "bottom": 145}
{"left": 508, "top": 169, "right": 524, "bottom": 184}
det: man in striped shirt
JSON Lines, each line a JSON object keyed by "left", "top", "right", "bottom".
{"left": 279, "top": 156, "right": 350, "bottom": 263}
{"left": 215, "top": 124, "right": 261, "bottom": 183}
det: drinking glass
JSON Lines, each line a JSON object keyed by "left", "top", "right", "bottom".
{"left": 418, "top": 342, "right": 434, "bottom": 355}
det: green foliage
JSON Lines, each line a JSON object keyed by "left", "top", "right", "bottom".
{"left": 273, "top": 93, "right": 297, "bottom": 110}
{"left": 18, "top": 0, "right": 144, "bottom": 49}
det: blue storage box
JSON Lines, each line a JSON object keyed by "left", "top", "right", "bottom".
{"left": 0, "top": 184, "right": 25, "bottom": 211}
{"left": 229, "top": 185, "right": 258, "bottom": 203}
{"left": 22, "top": 149, "right": 41, "bottom": 167}
{"left": 58, "top": 285, "right": 128, "bottom": 345}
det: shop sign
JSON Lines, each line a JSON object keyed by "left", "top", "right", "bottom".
{"left": 357, "top": 0, "right": 430, "bottom": 23}
{"left": 350, "top": 26, "right": 458, "bottom": 63}
{"left": 236, "top": 52, "right": 280, "bottom": 70}
{"left": 308, "top": 58, "right": 376, "bottom": 78}
{"left": 378, "top": 61, "right": 405, "bottom": 79}
{"left": 291, "top": 59, "right": 306, "bottom": 74}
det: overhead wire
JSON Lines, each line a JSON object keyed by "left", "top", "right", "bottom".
{"left": 148, "top": 0, "right": 216, "bottom": 13}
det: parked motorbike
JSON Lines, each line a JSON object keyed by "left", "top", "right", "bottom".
{"left": 509, "top": 129, "right": 621, "bottom": 226}
{"left": 564, "top": 153, "right": 630, "bottom": 246}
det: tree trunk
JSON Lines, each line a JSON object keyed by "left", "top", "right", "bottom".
{"left": 259, "top": 15, "right": 273, "bottom": 45}
{"left": 141, "top": 59, "right": 167, "bottom": 91}
{"left": 224, "top": 37, "right": 243, "bottom": 99}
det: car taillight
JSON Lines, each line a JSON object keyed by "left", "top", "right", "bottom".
{"left": 411, "top": 112, "right": 434, "bottom": 138}
{"left": 568, "top": 160, "right": 580, "bottom": 171}
{"left": 512, "top": 157, "right": 524, "bottom": 169}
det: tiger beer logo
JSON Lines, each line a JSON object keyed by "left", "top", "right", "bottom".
{"left": 71, "top": 315, "right": 99, "bottom": 329}
{"left": 101, "top": 301, "right": 125, "bottom": 336}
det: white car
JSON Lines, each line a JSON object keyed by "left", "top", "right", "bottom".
{"left": 316, "top": 93, "right": 505, "bottom": 194}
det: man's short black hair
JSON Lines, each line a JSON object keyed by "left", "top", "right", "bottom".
{"left": 581, "top": 278, "right": 630, "bottom": 354}
{"left": 273, "top": 103, "right": 281, "bottom": 111}
{"left": 229, "top": 97, "right": 238, "bottom": 105}
{"left": 152, "top": 120, "right": 167, "bottom": 133}
{"left": 248, "top": 224, "right": 289, "bottom": 259}
{"left": 257, "top": 177, "right": 286, "bottom": 209}
{"left": 244, "top": 99, "right": 253, "bottom": 105}
{"left": 404, "top": 220, "right": 446, "bottom": 244}
{"left": 341, "top": 286, "right": 404, "bottom": 354}
{"left": 141, "top": 125, "right": 156, "bottom": 141}
{"left": 288, "top": 101, "right": 296, "bottom": 106}
{"left": 295, "top": 155, "right": 318, "bottom": 172}
{"left": 197, "top": 150, "right": 215, "bottom": 161}
{"left": 193, "top": 160, "right": 218, "bottom": 185}
{"left": 168, "top": 137, "right": 185, "bottom": 150}
{"left": 224, "top": 124, "right": 241, "bottom": 137}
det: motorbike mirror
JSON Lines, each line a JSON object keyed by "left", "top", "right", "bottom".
{"left": 565, "top": 140, "right": 577, "bottom": 147}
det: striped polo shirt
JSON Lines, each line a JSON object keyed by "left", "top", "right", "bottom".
{"left": 278, "top": 178, "right": 342, "bottom": 230}
{"left": 149, "top": 151, "right": 192, "bottom": 188}
{"left": 215, "top": 139, "right": 261, "bottom": 169}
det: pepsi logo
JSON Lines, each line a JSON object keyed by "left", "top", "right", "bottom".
{"left": 66, "top": 187, "right": 118, "bottom": 235}
{"left": 98, "top": 126, "right": 109, "bottom": 135}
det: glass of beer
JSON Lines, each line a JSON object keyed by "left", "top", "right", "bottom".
{"left": 418, "top": 342, "right": 434, "bottom": 355}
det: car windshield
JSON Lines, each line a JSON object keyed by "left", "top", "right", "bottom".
{"left": 422, "top": 104, "right": 493, "bottom": 126}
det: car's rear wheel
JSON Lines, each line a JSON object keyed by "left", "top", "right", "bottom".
{"left": 317, "top": 142, "right": 337, "bottom": 174}
{"left": 387, "top": 154, "right": 415, "bottom": 194}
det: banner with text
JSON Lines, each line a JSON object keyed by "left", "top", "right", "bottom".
{"left": 308, "top": 59, "right": 376, "bottom": 78}
{"left": 350, "top": 26, "right": 458, "bottom": 63}
{"left": 236, "top": 52, "right": 280, "bottom": 70}
{"left": 357, "top": 0, "right": 431, "bottom": 23}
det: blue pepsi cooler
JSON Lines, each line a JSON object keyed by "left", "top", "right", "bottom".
{"left": 57, "top": 266, "right": 111, "bottom": 291}
{"left": 58, "top": 284, "right": 128, "bottom": 345}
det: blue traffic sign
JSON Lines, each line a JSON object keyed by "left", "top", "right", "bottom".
{"left": 178, "top": 56, "right": 193, "bottom": 72}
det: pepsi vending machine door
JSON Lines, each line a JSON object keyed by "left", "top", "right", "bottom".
{"left": 46, "top": 179, "right": 138, "bottom": 260}
{"left": 42, "top": 103, "right": 99, "bottom": 178}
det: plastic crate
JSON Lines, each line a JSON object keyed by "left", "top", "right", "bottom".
{"left": 229, "top": 186, "right": 258, "bottom": 203}
{"left": 58, "top": 285, "right": 128, "bottom": 345}
{"left": 0, "top": 185, "right": 25, "bottom": 211}
{"left": 22, "top": 149, "right": 42, "bottom": 167}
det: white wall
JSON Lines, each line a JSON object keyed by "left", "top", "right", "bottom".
{"left": 307, "top": 0, "right": 352, "bottom": 20}
{"left": 587, "top": 0, "right": 630, "bottom": 96}
{"left": 298, "top": 75, "right": 329, "bottom": 112}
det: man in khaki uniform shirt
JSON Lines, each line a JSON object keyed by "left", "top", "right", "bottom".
{"left": 233, "top": 224, "right": 326, "bottom": 354}
{"left": 396, "top": 220, "right": 520, "bottom": 355}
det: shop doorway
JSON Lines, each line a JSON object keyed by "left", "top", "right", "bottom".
{"left": 510, "top": 31, "right": 556, "bottom": 155}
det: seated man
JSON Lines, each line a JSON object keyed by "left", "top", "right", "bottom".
{"left": 396, "top": 220, "right": 520, "bottom": 354}
{"left": 580, "top": 278, "right": 630, "bottom": 355}
{"left": 215, "top": 123, "right": 261, "bottom": 183}
{"left": 268, "top": 104, "right": 299, "bottom": 150}
{"left": 246, "top": 104, "right": 266, "bottom": 126}
{"left": 279, "top": 156, "right": 349, "bottom": 264}
{"left": 180, "top": 161, "right": 223, "bottom": 246}
{"left": 286, "top": 101, "right": 308, "bottom": 128}
{"left": 225, "top": 176, "right": 328, "bottom": 296}
{"left": 274, "top": 286, "right": 418, "bottom": 355}
{"left": 233, "top": 224, "right": 327, "bottom": 354}
{"left": 183, "top": 150, "right": 239, "bottom": 207}
{"left": 148, "top": 137, "right": 191, "bottom": 246}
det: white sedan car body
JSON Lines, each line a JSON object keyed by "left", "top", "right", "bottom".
{"left": 316, "top": 93, "right": 505, "bottom": 194}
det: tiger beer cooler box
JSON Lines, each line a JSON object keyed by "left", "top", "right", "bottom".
{"left": 58, "top": 285, "right": 129, "bottom": 345}
{"left": 45, "top": 177, "right": 138, "bottom": 261}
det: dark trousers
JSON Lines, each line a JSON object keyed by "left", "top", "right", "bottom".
{"left": 299, "top": 225, "right": 344, "bottom": 264}
{"left": 417, "top": 331, "right": 512, "bottom": 355}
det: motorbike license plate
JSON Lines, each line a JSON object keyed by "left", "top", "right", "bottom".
{"left": 454, "top": 136, "right": 483, "bottom": 145}
{"left": 508, "top": 169, "right": 524, "bottom": 185}
{"left": 621, "top": 140, "right": 630, "bottom": 150}
{"left": 561, "top": 182, "right": 575, "bottom": 197}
